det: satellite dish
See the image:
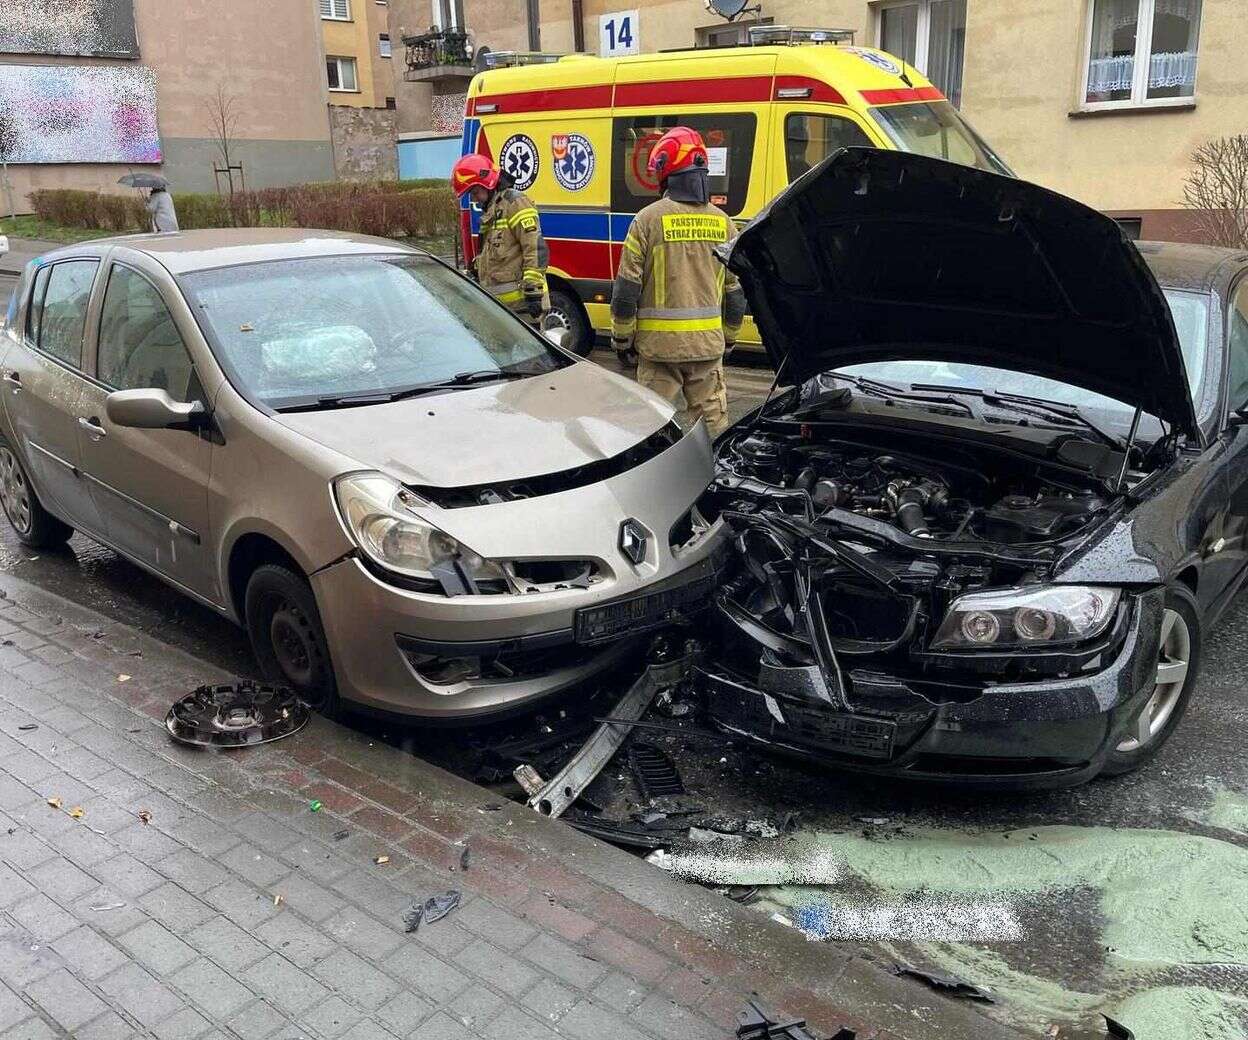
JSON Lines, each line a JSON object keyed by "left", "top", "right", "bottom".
{"left": 705, "top": 0, "right": 751, "bottom": 20}
{"left": 472, "top": 45, "right": 492, "bottom": 72}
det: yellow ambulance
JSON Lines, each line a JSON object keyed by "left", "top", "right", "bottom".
{"left": 459, "top": 27, "right": 1011, "bottom": 352}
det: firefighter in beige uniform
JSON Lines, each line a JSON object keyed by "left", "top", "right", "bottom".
{"left": 450, "top": 153, "right": 550, "bottom": 325}
{"left": 610, "top": 127, "right": 747, "bottom": 435}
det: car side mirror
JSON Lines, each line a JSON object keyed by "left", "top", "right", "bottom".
{"left": 542, "top": 327, "right": 569, "bottom": 350}
{"left": 106, "top": 388, "right": 206, "bottom": 431}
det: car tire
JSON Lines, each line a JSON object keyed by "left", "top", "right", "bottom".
{"left": 244, "top": 564, "right": 342, "bottom": 719}
{"left": 1101, "top": 590, "right": 1201, "bottom": 777}
{"left": 545, "top": 286, "right": 594, "bottom": 356}
{"left": 0, "top": 441, "right": 73, "bottom": 549}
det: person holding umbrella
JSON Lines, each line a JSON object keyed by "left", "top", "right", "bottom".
{"left": 118, "top": 173, "right": 179, "bottom": 233}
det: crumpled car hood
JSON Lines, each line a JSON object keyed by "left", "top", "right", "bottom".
{"left": 724, "top": 147, "right": 1198, "bottom": 437}
{"left": 274, "top": 360, "right": 673, "bottom": 487}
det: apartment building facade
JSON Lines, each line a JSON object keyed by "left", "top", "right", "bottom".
{"left": 1, "top": 0, "right": 336, "bottom": 209}
{"left": 319, "top": 0, "right": 401, "bottom": 178}
{"left": 395, "top": 0, "right": 1239, "bottom": 241}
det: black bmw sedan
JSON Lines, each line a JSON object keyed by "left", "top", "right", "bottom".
{"left": 699, "top": 148, "right": 1248, "bottom": 787}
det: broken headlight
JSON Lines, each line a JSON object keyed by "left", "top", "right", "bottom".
{"left": 932, "top": 586, "right": 1120, "bottom": 650}
{"left": 334, "top": 472, "right": 507, "bottom": 586}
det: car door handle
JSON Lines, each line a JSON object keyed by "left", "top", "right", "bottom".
{"left": 3, "top": 372, "right": 21, "bottom": 392}
{"left": 77, "top": 416, "right": 107, "bottom": 439}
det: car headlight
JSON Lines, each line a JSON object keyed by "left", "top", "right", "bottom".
{"left": 333, "top": 472, "right": 507, "bottom": 587}
{"left": 931, "top": 585, "right": 1120, "bottom": 650}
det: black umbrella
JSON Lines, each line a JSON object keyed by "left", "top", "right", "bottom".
{"left": 117, "top": 173, "right": 168, "bottom": 189}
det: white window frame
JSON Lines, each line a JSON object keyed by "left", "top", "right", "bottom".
{"left": 379, "top": 33, "right": 392, "bottom": 57}
{"left": 875, "top": 1, "right": 931, "bottom": 73}
{"left": 1078, "top": 0, "right": 1201, "bottom": 112}
{"left": 321, "top": 0, "right": 351, "bottom": 21}
{"left": 326, "top": 56, "right": 359, "bottom": 92}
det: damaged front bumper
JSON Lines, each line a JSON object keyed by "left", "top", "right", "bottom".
{"left": 701, "top": 586, "right": 1165, "bottom": 788}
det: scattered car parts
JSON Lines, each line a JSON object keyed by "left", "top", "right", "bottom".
{"left": 403, "top": 890, "right": 462, "bottom": 933}
{"left": 520, "top": 650, "right": 694, "bottom": 817}
{"left": 737, "top": 997, "right": 856, "bottom": 1040}
{"left": 164, "top": 682, "right": 309, "bottom": 748}
{"left": 892, "top": 963, "right": 995, "bottom": 1004}
{"left": 628, "top": 742, "right": 685, "bottom": 799}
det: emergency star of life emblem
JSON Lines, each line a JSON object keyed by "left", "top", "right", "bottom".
{"left": 847, "top": 47, "right": 901, "bottom": 75}
{"left": 618, "top": 518, "right": 648, "bottom": 565}
{"left": 499, "top": 134, "right": 539, "bottom": 190}
{"left": 551, "top": 133, "right": 595, "bottom": 192}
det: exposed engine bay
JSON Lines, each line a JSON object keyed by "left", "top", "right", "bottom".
{"left": 716, "top": 429, "right": 1114, "bottom": 546}
{"left": 701, "top": 422, "right": 1132, "bottom": 691}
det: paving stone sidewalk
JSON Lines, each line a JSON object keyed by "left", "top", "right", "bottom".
{"left": 0, "top": 573, "right": 1019, "bottom": 1040}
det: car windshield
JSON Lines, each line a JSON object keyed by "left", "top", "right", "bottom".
{"left": 182, "top": 254, "right": 568, "bottom": 409}
{"left": 834, "top": 288, "right": 1209, "bottom": 431}
{"left": 870, "top": 101, "right": 1013, "bottom": 177}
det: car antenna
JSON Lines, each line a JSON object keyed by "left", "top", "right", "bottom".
{"left": 897, "top": 63, "right": 913, "bottom": 87}
{"left": 1115, "top": 404, "right": 1143, "bottom": 491}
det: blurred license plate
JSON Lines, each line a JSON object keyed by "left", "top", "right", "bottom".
{"left": 574, "top": 576, "right": 714, "bottom": 645}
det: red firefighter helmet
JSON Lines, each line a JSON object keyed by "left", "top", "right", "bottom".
{"left": 450, "top": 153, "right": 500, "bottom": 197}
{"left": 647, "top": 127, "right": 709, "bottom": 184}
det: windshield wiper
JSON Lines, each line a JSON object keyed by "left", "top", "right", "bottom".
{"left": 275, "top": 371, "right": 534, "bottom": 412}
{"left": 910, "top": 384, "right": 1126, "bottom": 450}
{"left": 814, "top": 374, "right": 976, "bottom": 416}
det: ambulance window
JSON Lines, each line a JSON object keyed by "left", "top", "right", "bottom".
{"left": 785, "top": 114, "right": 874, "bottom": 182}
{"left": 611, "top": 114, "right": 756, "bottom": 216}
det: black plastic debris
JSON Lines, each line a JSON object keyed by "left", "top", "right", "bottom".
{"left": 165, "top": 682, "right": 309, "bottom": 748}
{"left": 18, "top": 723, "right": 37, "bottom": 731}
{"left": 1103, "top": 1015, "right": 1135, "bottom": 1039}
{"left": 332, "top": 830, "right": 350, "bottom": 842}
{"left": 403, "top": 890, "right": 462, "bottom": 933}
{"left": 892, "top": 964, "right": 995, "bottom": 1004}
{"left": 737, "top": 997, "right": 854, "bottom": 1040}
{"left": 459, "top": 845, "right": 471, "bottom": 871}
{"left": 628, "top": 742, "right": 685, "bottom": 799}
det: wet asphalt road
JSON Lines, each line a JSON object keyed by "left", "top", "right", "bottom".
{"left": 2, "top": 267, "right": 1244, "bottom": 1033}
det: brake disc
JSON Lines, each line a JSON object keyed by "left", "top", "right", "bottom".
{"left": 165, "top": 682, "right": 309, "bottom": 748}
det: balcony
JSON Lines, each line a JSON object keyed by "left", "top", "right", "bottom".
{"left": 403, "top": 27, "right": 474, "bottom": 83}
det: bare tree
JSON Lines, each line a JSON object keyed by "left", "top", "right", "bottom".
{"left": 1182, "top": 134, "right": 1248, "bottom": 249}
{"left": 203, "top": 82, "right": 244, "bottom": 192}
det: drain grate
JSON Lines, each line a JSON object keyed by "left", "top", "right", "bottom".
{"left": 628, "top": 742, "right": 685, "bottom": 800}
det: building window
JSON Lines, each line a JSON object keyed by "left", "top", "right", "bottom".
{"left": 1113, "top": 216, "right": 1144, "bottom": 240}
{"left": 431, "top": 0, "right": 465, "bottom": 29}
{"left": 695, "top": 19, "right": 774, "bottom": 48}
{"left": 875, "top": 0, "right": 966, "bottom": 108}
{"left": 379, "top": 33, "right": 392, "bottom": 57}
{"left": 320, "top": 0, "right": 350, "bottom": 20}
{"left": 326, "top": 57, "right": 359, "bottom": 91}
{"left": 385, "top": 96, "right": 397, "bottom": 109}
{"left": 1084, "top": 0, "right": 1201, "bottom": 108}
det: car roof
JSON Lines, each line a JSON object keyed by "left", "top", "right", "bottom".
{"left": 1137, "top": 239, "right": 1248, "bottom": 296}
{"left": 39, "top": 228, "right": 420, "bottom": 275}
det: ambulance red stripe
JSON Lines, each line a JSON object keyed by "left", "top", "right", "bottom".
{"left": 467, "top": 84, "right": 613, "bottom": 115}
{"left": 613, "top": 75, "right": 773, "bottom": 107}
{"left": 859, "top": 85, "right": 944, "bottom": 104}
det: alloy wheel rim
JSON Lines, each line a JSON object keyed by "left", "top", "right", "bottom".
{"left": 1116, "top": 607, "right": 1190, "bottom": 753}
{"left": 0, "top": 448, "right": 32, "bottom": 534}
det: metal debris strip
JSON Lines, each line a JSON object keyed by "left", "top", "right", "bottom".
{"left": 165, "top": 682, "right": 309, "bottom": 748}
{"left": 403, "top": 890, "right": 462, "bottom": 933}
{"left": 892, "top": 963, "right": 996, "bottom": 1004}
{"left": 522, "top": 653, "right": 694, "bottom": 818}
{"left": 628, "top": 742, "right": 685, "bottom": 799}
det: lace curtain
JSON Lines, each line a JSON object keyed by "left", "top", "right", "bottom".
{"left": 1088, "top": 50, "right": 1198, "bottom": 93}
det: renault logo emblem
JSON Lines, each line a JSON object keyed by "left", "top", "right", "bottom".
{"left": 619, "top": 519, "right": 648, "bottom": 565}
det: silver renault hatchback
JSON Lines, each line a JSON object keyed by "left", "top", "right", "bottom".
{"left": 0, "top": 230, "right": 723, "bottom": 718}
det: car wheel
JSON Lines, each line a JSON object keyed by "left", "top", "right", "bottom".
{"left": 0, "top": 442, "right": 72, "bottom": 549}
{"left": 1101, "top": 591, "right": 1201, "bottom": 777}
{"left": 545, "top": 286, "right": 594, "bottom": 356}
{"left": 244, "top": 564, "right": 342, "bottom": 718}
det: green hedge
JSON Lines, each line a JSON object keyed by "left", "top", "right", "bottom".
{"left": 28, "top": 181, "right": 459, "bottom": 240}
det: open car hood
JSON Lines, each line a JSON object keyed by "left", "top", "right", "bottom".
{"left": 725, "top": 148, "right": 1197, "bottom": 437}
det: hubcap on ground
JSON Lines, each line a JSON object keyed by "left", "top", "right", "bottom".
{"left": 270, "top": 603, "right": 315, "bottom": 689}
{"left": 0, "top": 448, "right": 32, "bottom": 534}
{"left": 1117, "top": 607, "right": 1190, "bottom": 753}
